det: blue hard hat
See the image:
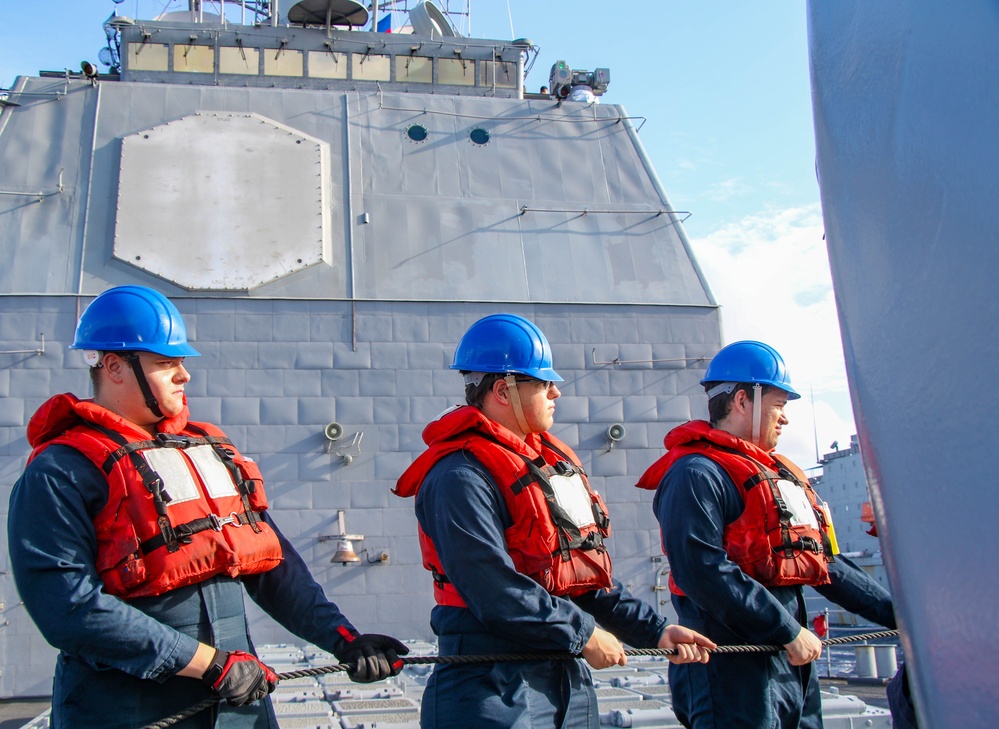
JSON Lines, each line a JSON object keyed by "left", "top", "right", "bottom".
{"left": 450, "top": 313, "right": 562, "bottom": 382}
{"left": 701, "top": 340, "right": 800, "bottom": 399}
{"left": 71, "top": 285, "right": 200, "bottom": 358}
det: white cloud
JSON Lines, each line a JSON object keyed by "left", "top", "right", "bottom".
{"left": 700, "top": 177, "right": 756, "bottom": 203}
{"left": 688, "top": 203, "right": 858, "bottom": 469}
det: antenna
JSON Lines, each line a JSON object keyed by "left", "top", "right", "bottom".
{"left": 409, "top": 1, "right": 460, "bottom": 38}
{"left": 371, "top": 1, "right": 469, "bottom": 35}
{"left": 810, "top": 386, "right": 820, "bottom": 464}
{"left": 287, "top": 0, "right": 369, "bottom": 30}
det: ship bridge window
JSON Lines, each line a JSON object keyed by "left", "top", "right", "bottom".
{"left": 174, "top": 45, "right": 215, "bottom": 73}
{"left": 128, "top": 42, "right": 169, "bottom": 72}
{"left": 309, "top": 50, "right": 347, "bottom": 79}
{"left": 396, "top": 55, "right": 433, "bottom": 83}
{"left": 469, "top": 128, "right": 490, "bottom": 145}
{"left": 406, "top": 124, "right": 429, "bottom": 143}
{"left": 481, "top": 60, "right": 518, "bottom": 89}
{"left": 439, "top": 57, "right": 475, "bottom": 86}
{"left": 352, "top": 53, "right": 390, "bottom": 81}
{"left": 220, "top": 46, "right": 260, "bottom": 75}
{"left": 265, "top": 49, "right": 303, "bottom": 77}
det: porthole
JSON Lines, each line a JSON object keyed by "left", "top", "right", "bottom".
{"left": 406, "top": 124, "right": 429, "bottom": 143}
{"left": 469, "top": 127, "right": 490, "bottom": 145}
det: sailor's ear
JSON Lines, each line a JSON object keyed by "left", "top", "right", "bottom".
{"left": 730, "top": 387, "right": 750, "bottom": 412}
{"left": 490, "top": 376, "right": 510, "bottom": 403}
{"left": 102, "top": 353, "right": 127, "bottom": 382}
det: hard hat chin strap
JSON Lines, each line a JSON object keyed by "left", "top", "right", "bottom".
{"left": 751, "top": 383, "right": 763, "bottom": 446}
{"left": 121, "top": 353, "right": 164, "bottom": 419}
{"left": 503, "top": 374, "right": 532, "bottom": 436}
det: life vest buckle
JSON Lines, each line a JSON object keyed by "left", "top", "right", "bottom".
{"left": 799, "top": 536, "right": 821, "bottom": 553}
{"left": 209, "top": 512, "right": 238, "bottom": 531}
{"left": 154, "top": 433, "right": 194, "bottom": 449}
{"left": 430, "top": 565, "right": 450, "bottom": 587}
{"left": 553, "top": 460, "right": 575, "bottom": 476}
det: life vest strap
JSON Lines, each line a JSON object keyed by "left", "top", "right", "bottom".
{"left": 470, "top": 432, "right": 599, "bottom": 561}
{"left": 186, "top": 424, "right": 263, "bottom": 533}
{"left": 140, "top": 510, "right": 259, "bottom": 554}
{"left": 700, "top": 441, "right": 828, "bottom": 560}
{"left": 544, "top": 439, "right": 588, "bottom": 477}
{"left": 85, "top": 423, "right": 184, "bottom": 551}
{"left": 772, "top": 535, "right": 822, "bottom": 555}
{"left": 99, "top": 433, "right": 220, "bottom": 473}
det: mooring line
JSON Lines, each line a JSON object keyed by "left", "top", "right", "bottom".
{"left": 140, "top": 629, "right": 900, "bottom": 729}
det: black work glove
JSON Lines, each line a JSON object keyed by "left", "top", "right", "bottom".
{"left": 336, "top": 633, "right": 410, "bottom": 683}
{"left": 201, "top": 649, "right": 278, "bottom": 706}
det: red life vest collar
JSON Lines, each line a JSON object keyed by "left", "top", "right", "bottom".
{"left": 636, "top": 420, "right": 782, "bottom": 492}
{"left": 395, "top": 405, "right": 548, "bottom": 498}
{"left": 27, "top": 393, "right": 191, "bottom": 452}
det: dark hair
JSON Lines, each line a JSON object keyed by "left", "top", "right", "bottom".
{"left": 705, "top": 382, "right": 778, "bottom": 425}
{"left": 88, "top": 350, "right": 140, "bottom": 397}
{"left": 463, "top": 372, "right": 503, "bottom": 408}
{"left": 88, "top": 361, "right": 102, "bottom": 396}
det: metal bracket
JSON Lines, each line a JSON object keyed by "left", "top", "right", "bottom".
{"left": 590, "top": 348, "right": 706, "bottom": 367}
{"left": 0, "top": 333, "right": 45, "bottom": 356}
{"left": 334, "top": 431, "right": 363, "bottom": 464}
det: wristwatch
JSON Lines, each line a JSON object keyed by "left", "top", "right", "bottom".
{"left": 201, "top": 648, "right": 225, "bottom": 686}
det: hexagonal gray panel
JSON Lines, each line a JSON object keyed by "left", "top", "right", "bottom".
{"left": 115, "top": 112, "right": 331, "bottom": 290}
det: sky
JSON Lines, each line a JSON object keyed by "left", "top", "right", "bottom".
{"left": 0, "top": 1, "right": 853, "bottom": 470}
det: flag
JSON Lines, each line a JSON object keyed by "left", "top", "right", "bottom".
{"left": 377, "top": 13, "right": 392, "bottom": 33}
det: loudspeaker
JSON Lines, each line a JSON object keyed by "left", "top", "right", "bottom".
{"left": 324, "top": 422, "right": 344, "bottom": 441}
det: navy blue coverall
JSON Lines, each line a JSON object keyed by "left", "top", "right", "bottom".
{"left": 653, "top": 453, "right": 896, "bottom": 729}
{"left": 416, "top": 450, "right": 669, "bottom": 729}
{"left": 8, "top": 444, "right": 361, "bottom": 729}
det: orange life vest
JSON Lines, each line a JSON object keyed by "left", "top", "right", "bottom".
{"left": 27, "top": 393, "right": 283, "bottom": 599}
{"left": 636, "top": 420, "right": 832, "bottom": 594}
{"left": 395, "top": 406, "right": 614, "bottom": 606}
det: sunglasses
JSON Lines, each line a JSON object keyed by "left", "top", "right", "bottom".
{"left": 513, "top": 377, "right": 555, "bottom": 391}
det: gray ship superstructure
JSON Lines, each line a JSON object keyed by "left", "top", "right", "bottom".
{"left": 0, "top": 0, "right": 719, "bottom": 700}
{"left": 805, "top": 436, "right": 890, "bottom": 632}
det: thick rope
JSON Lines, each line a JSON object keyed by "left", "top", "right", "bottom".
{"left": 140, "top": 629, "right": 899, "bottom": 729}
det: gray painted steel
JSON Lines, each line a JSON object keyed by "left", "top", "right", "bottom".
{"left": 0, "top": 13, "right": 720, "bottom": 699}
{"left": 1, "top": 78, "right": 709, "bottom": 305}
{"left": 115, "top": 112, "right": 333, "bottom": 291}
{"left": 809, "top": 2, "right": 999, "bottom": 726}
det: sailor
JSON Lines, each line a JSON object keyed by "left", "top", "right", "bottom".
{"left": 395, "top": 313, "right": 715, "bottom": 729}
{"left": 636, "top": 340, "right": 896, "bottom": 729}
{"left": 7, "top": 285, "right": 408, "bottom": 728}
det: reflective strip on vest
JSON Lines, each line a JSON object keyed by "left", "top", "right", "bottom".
{"left": 549, "top": 472, "right": 597, "bottom": 529}
{"left": 775, "top": 478, "right": 821, "bottom": 529}
{"left": 139, "top": 445, "right": 241, "bottom": 505}
{"left": 186, "top": 445, "right": 241, "bottom": 500}
{"left": 140, "top": 448, "right": 202, "bottom": 504}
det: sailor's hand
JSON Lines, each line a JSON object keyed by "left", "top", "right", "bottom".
{"left": 581, "top": 626, "right": 627, "bottom": 669}
{"left": 337, "top": 633, "right": 409, "bottom": 683}
{"left": 658, "top": 624, "right": 715, "bottom": 664}
{"left": 785, "top": 627, "right": 823, "bottom": 666}
{"left": 202, "top": 649, "right": 278, "bottom": 705}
